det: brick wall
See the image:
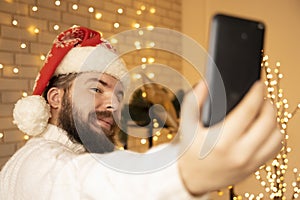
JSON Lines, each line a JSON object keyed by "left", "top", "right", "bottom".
{"left": 0, "top": 0, "right": 182, "bottom": 168}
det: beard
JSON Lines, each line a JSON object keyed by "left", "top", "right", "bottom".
{"left": 58, "top": 96, "right": 117, "bottom": 153}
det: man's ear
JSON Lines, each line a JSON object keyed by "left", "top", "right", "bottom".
{"left": 47, "top": 87, "right": 64, "bottom": 109}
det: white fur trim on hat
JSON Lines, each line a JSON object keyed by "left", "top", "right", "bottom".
{"left": 54, "top": 45, "right": 128, "bottom": 80}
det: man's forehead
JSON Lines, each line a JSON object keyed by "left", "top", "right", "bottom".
{"left": 76, "top": 72, "right": 124, "bottom": 89}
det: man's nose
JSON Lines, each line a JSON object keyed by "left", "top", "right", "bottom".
{"left": 105, "top": 94, "right": 119, "bottom": 112}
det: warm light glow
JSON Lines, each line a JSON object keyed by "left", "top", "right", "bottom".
{"left": 155, "top": 131, "right": 161, "bottom": 136}
{"left": 88, "top": 7, "right": 94, "bottom": 13}
{"left": 34, "top": 28, "right": 39, "bottom": 34}
{"left": 148, "top": 73, "right": 155, "bottom": 79}
{"left": 140, "top": 5, "right": 146, "bottom": 11}
{"left": 32, "top": 6, "right": 38, "bottom": 12}
{"left": 140, "top": 138, "right": 147, "bottom": 144}
{"left": 153, "top": 122, "right": 159, "bottom": 128}
{"left": 134, "top": 41, "right": 141, "bottom": 49}
{"left": 141, "top": 57, "right": 147, "bottom": 63}
{"left": 167, "top": 134, "right": 173, "bottom": 139}
{"left": 117, "top": 8, "right": 123, "bottom": 14}
{"left": 72, "top": 4, "right": 78, "bottom": 10}
{"left": 133, "top": 73, "right": 141, "bottom": 79}
{"left": 0, "top": 64, "right": 3, "bottom": 69}
{"left": 142, "top": 92, "right": 147, "bottom": 98}
{"left": 53, "top": 24, "right": 60, "bottom": 30}
{"left": 136, "top": 10, "right": 142, "bottom": 15}
{"left": 110, "top": 38, "right": 118, "bottom": 44}
{"left": 113, "top": 22, "right": 120, "bottom": 28}
{"left": 147, "top": 25, "right": 154, "bottom": 31}
{"left": 12, "top": 19, "right": 18, "bottom": 26}
{"left": 20, "top": 43, "right": 27, "bottom": 49}
{"left": 24, "top": 135, "right": 30, "bottom": 140}
{"left": 54, "top": 0, "right": 60, "bottom": 6}
{"left": 13, "top": 67, "right": 19, "bottom": 74}
{"left": 148, "top": 57, "right": 155, "bottom": 64}
{"left": 147, "top": 41, "right": 155, "bottom": 48}
{"left": 95, "top": 12, "right": 102, "bottom": 19}
{"left": 0, "top": 133, "right": 3, "bottom": 139}
{"left": 153, "top": 136, "right": 158, "bottom": 141}
{"left": 150, "top": 7, "right": 156, "bottom": 14}
{"left": 40, "top": 54, "right": 46, "bottom": 61}
{"left": 22, "top": 92, "right": 28, "bottom": 97}
{"left": 138, "top": 30, "right": 144, "bottom": 35}
{"left": 133, "top": 23, "right": 140, "bottom": 29}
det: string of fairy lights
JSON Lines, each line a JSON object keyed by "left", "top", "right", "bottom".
{"left": 224, "top": 55, "right": 300, "bottom": 200}
{"left": 0, "top": 0, "right": 174, "bottom": 146}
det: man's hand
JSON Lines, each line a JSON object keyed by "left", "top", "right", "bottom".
{"left": 178, "top": 80, "right": 282, "bottom": 196}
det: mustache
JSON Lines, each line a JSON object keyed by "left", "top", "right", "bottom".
{"left": 95, "top": 110, "right": 113, "bottom": 118}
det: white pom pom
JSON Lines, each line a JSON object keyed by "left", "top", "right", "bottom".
{"left": 13, "top": 95, "right": 51, "bottom": 136}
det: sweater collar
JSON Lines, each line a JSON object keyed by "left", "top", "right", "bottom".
{"left": 41, "top": 124, "right": 86, "bottom": 154}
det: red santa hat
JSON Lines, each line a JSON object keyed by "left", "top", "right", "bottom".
{"left": 13, "top": 26, "right": 127, "bottom": 136}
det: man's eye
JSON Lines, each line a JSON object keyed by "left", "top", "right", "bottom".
{"left": 90, "top": 88, "right": 103, "bottom": 93}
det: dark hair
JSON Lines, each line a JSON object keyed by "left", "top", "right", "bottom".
{"left": 42, "top": 73, "right": 79, "bottom": 102}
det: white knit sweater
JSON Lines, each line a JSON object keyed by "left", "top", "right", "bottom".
{"left": 0, "top": 124, "right": 206, "bottom": 200}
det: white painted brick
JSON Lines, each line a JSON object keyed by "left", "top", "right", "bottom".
{"left": 0, "top": 38, "right": 29, "bottom": 53}
{"left": 4, "top": 129, "right": 24, "bottom": 143}
{"left": 0, "top": 117, "right": 15, "bottom": 129}
{"left": 3, "top": 66, "right": 38, "bottom": 79}
{"left": 1, "top": 26, "right": 37, "bottom": 41}
{"left": 29, "top": 6, "right": 61, "bottom": 21}
{"left": 0, "top": 12, "right": 13, "bottom": 26}
{"left": 0, "top": 104, "right": 14, "bottom": 117}
{"left": 16, "top": 54, "right": 43, "bottom": 66}
{"left": 0, "top": 143, "right": 16, "bottom": 157}
{"left": 0, "top": 78, "right": 29, "bottom": 90}
{"left": 30, "top": 42, "right": 52, "bottom": 54}
{"left": 0, "top": 52, "right": 14, "bottom": 65}
{"left": 38, "top": 0, "right": 67, "bottom": 11}
{"left": 62, "top": 13, "right": 89, "bottom": 27}
{"left": 14, "top": 15, "right": 48, "bottom": 30}
{"left": 90, "top": 19, "right": 112, "bottom": 33}
{"left": 0, "top": 1, "right": 28, "bottom": 15}
{"left": 0, "top": 156, "right": 10, "bottom": 169}
{"left": 1, "top": 91, "right": 22, "bottom": 103}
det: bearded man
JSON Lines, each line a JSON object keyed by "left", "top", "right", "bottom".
{"left": 0, "top": 27, "right": 282, "bottom": 199}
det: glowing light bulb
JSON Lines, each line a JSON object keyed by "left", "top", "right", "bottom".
{"left": 133, "top": 73, "right": 141, "bottom": 79}
{"left": 138, "top": 30, "right": 144, "bottom": 35}
{"left": 95, "top": 12, "right": 102, "bottom": 19}
{"left": 20, "top": 43, "right": 27, "bottom": 49}
{"left": 22, "top": 92, "right": 28, "bottom": 97}
{"left": 0, "top": 132, "right": 3, "bottom": 139}
{"left": 24, "top": 135, "right": 30, "bottom": 140}
{"left": 117, "top": 8, "right": 123, "bottom": 14}
{"left": 13, "top": 67, "right": 19, "bottom": 74}
{"left": 167, "top": 134, "right": 173, "bottom": 139}
{"left": 0, "top": 64, "right": 3, "bottom": 69}
{"left": 32, "top": 6, "right": 38, "bottom": 12}
{"left": 113, "top": 22, "right": 120, "bottom": 28}
{"left": 88, "top": 7, "right": 94, "bottom": 13}
{"left": 134, "top": 41, "right": 141, "bottom": 49}
{"left": 150, "top": 7, "right": 156, "bottom": 14}
{"left": 148, "top": 72, "right": 155, "bottom": 79}
{"left": 110, "top": 38, "right": 118, "bottom": 44}
{"left": 72, "top": 4, "right": 78, "bottom": 10}
{"left": 140, "top": 5, "right": 146, "bottom": 11}
{"left": 148, "top": 57, "right": 155, "bottom": 64}
{"left": 140, "top": 138, "right": 147, "bottom": 144}
{"left": 53, "top": 24, "right": 60, "bottom": 30}
{"left": 153, "top": 136, "right": 158, "bottom": 141}
{"left": 34, "top": 28, "right": 39, "bottom": 34}
{"left": 12, "top": 19, "right": 18, "bottom": 26}
{"left": 141, "top": 57, "right": 147, "bottom": 63}
{"left": 54, "top": 0, "right": 60, "bottom": 6}
{"left": 142, "top": 92, "right": 147, "bottom": 98}
{"left": 40, "top": 54, "right": 46, "bottom": 61}
{"left": 133, "top": 23, "right": 140, "bottom": 29}
{"left": 136, "top": 10, "right": 142, "bottom": 15}
{"left": 147, "top": 25, "right": 154, "bottom": 31}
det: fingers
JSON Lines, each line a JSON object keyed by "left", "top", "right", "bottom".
{"left": 223, "top": 81, "right": 265, "bottom": 140}
{"left": 237, "top": 100, "right": 280, "bottom": 161}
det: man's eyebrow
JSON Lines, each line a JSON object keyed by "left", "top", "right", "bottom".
{"left": 85, "top": 78, "right": 109, "bottom": 87}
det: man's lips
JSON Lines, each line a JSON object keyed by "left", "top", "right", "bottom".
{"left": 97, "top": 117, "right": 113, "bottom": 130}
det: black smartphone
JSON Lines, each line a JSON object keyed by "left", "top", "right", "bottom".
{"left": 202, "top": 14, "right": 265, "bottom": 127}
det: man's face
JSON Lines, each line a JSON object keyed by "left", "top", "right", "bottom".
{"left": 59, "top": 72, "right": 124, "bottom": 153}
